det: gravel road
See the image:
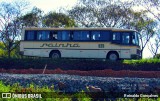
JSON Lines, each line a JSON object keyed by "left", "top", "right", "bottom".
{"left": 0, "top": 73, "right": 160, "bottom": 93}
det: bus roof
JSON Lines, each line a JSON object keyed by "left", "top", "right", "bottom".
{"left": 24, "top": 27, "right": 136, "bottom": 32}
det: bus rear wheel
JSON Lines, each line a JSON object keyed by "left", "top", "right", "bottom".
{"left": 107, "top": 52, "right": 118, "bottom": 61}
{"left": 50, "top": 52, "right": 61, "bottom": 59}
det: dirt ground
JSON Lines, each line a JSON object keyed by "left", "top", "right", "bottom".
{"left": 0, "top": 68, "right": 159, "bottom": 78}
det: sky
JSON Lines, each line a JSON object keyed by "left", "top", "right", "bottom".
{"left": 27, "top": 0, "right": 78, "bottom": 13}
{"left": 0, "top": 0, "right": 154, "bottom": 58}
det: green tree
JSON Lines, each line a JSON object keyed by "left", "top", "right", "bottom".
{"left": 68, "top": 0, "right": 132, "bottom": 27}
{"left": 135, "top": 0, "right": 160, "bottom": 21}
{"left": 43, "top": 12, "right": 75, "bottom": 27}
{"left": 134, "top": 0, "right": 160, "bottom": 57}
{"left": 148, "top": 32, "right": 160, "bottom": 57}
{"left": 0, "top": 1, "right": 29, "bottom": 58}
{"left": 128, "top": 11, "right": 157, "bottom": 58}
{"left": 19, "top": 7, "right": 43, "bottom": 27}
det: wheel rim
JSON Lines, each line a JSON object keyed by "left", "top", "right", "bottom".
{"left": 51, "top": 53, "right": 60, "bottom": 59}
{"left": 109, "top": 54, "right": 117, "bottom": 61}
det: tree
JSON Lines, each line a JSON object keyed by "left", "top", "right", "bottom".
{"left": 19, "top": 7, "right": 43, "bottom": 27}
{"left": 43, "top": 12, "right": 75, "bottom": 27}
{"left": 68, "top": 0, "right": 133, "bottom": 27}
{"left": 0, "top": 1, "right": 29, "bottom": 58}
{"left": 136, "top": 0, "right": 160, "bottom": 21}
{"left": 148, "top": 31, "right": 160, "bottom": 57}
{"left": 128, "top": 11, "right": 157, "bottom": 58}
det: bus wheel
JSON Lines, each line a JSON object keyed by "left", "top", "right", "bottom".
{"left": 50, "top": 52, "right": 61, "bottom": 59}
{"left": 107, "top": 52, "right": 118, "bottom": 61}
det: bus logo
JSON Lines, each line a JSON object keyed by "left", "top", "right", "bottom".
{"left": 40, "top": 43, "right": 80, "bottom": 48}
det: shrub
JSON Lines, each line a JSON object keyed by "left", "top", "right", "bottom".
{"left": 154, "top": 54, "right": 160, "bottom": 59}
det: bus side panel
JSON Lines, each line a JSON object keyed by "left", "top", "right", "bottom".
{"left": 120, "top": 49, "right": 131, "bottom": 59}
{"left": 24, "top": 49, "right": 33, "bottom": 56}
{"left": 61, "top": 49, "right": 80, "bottom": 58}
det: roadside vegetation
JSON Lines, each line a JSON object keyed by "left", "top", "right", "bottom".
{"left": 0, "top": 81, "right": 159, "bottom": 101}
{"left": 0, "top": 57, "right": 159, "bottom": 71}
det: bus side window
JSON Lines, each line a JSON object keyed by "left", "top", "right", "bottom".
{"left": 73, "top": 31, "right": 90, "bottom": 40}
{"left": 122, "top": 33, "right": 130, "bottom": 44}
{"left": 113, "top": 32, "right": 120, "bottom": 40}
{"left": 53, "top": 32, "right": 57, "bottom": 40}
{"left": 100, "top": 31, "right": 110, "bottom": 41}
{"left": 25, "top": 31, "right": 35, "bottom": 40}
{"left": 50, "top": 31, "right": 57, "bottom": 40}
{"left": 57, "top": 31, "right": 70, "bottom": 40}
{"left": 91, "top": 31, "right": 100, "bottom": 40}
{"left": 37, "top": 31, "right": 50, "bottom": 40}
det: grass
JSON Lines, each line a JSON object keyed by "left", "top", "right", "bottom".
{"left": 0, "top": 81, "right": 159, "bottom": 101}
{"left": 0, "top": 81, "right": 91, "bottom": 101}
{"left": 123, "top": 58, "right": 160, "bottom": 64}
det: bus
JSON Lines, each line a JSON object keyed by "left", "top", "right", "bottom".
{"left": 20, "top": 27, "right": 141, "bottom": 60}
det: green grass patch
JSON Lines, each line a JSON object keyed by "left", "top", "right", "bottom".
{"left": 0, "top": 81, "right": 91, "bottom": 101}
{"left": 123, "top": 58, "right": 160, "bottom": 64}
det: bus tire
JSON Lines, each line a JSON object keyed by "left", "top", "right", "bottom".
{"left": 49, "top": 51, "right": 61, "bottom": 59}
{"left": 107, "top": 52, "right": 119, "bottom": 61}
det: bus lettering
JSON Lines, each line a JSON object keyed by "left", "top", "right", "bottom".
{"left": 40, "top": 43, "right": 80, "bottom": 47}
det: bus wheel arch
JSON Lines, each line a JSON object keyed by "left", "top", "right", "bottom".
{"left": 107, "top": 51, "right": 119, "bottom": 61}
{"left": 49, "top": 50, "right": 61, "bottom": 59}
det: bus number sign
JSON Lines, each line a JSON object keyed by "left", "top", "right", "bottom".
{"left": 98, "top": 44, "right": 104, "bottom": 48}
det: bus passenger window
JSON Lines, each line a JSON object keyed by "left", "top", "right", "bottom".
{"left": 113, "top": 32, "right": 120, "bottom": 41}
{"left": 91, "top": 31, "right": 100, "bottom": 40}
{"left": 132, "top": 34, "right": 136, "bottom": 44}
{"left": 50, "top": 31, "right": 57, "bottom": 40}
{"left": 73, "top": 31, "right": 90, "bottom": 40}
{"left": 100, "top": 31, "right": 110, "bottom": 41}
{"left": 53, "top": 33, "right": 57, "bottom": 40}
{"left": 25, "top": 31, "right": 35, "bottom": 40}
{"left": 122, "top": 33, "right": 130, "bottom": 44}
{"left": 57, "top": 31, "right": 70, "bottom": 40}
{"left": 37, "top": 31, "right": 50, "bottom": 40}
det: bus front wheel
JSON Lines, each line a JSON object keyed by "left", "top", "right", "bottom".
{"left": 50, "top": 51, "right": 61, "bottom": 59}
{"left": 107, "top": 52, "right": 119, "bottom": 61}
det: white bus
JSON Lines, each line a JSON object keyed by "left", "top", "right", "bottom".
{"left": 20, "top": 27, "right": 141, "bottom": 60}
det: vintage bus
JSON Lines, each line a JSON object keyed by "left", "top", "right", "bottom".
{"left": 20, "top": 27, "right": 141, "bottom": 60}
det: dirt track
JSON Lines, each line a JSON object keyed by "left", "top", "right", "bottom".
{"left": 0, "top": 68, "right": 160, "bottom": 78}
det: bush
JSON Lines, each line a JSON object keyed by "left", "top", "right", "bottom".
{"left": 154, "top": 54, "right": 160, "bottom": 59}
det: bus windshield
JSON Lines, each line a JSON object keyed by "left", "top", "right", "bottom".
{"left": 132, "top": 32, "right": 140, "bottom": 46}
